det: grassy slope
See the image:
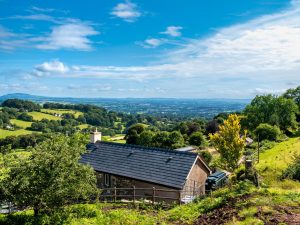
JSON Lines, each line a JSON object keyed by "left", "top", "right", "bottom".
{"left": 41, "top": 109, "right": 83, "bottom": 118}
{"left": 0, "top": 129, "right": 33, "bottom": 138}
{"left": 256, "top": 137, "right": 300, "bottom": 190}
{"left": 10, "top": 119, "right": 32, "bottom": 128}
{"left": 28, "top": 111, "right": 61, "bottom": 121}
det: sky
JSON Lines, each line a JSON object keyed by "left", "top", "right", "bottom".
{"left": 0, "top": 0, "right": 299, "bottom": 98}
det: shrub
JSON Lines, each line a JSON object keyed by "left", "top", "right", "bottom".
{"left": 199, "top": 150, "right": 212, "bottom": 164}
{"left": 254, "top": 123, "right": 281, "bottom": 141}
{"left": 189, "top": 132, "right": 205, "bottom": 147}
{"left": 281, "top": 154, "right": 300, "bottom": 181}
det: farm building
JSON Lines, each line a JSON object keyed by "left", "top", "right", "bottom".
{"left": 80, "top": 130, "right": 211, "bottom": 203}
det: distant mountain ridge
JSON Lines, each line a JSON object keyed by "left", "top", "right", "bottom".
{"left": 0, "top": 93, "right": 251, "bottom": 118}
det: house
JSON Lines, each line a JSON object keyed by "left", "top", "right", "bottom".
{"left": 80, "top": 130, "right": 211, "bottom": 203}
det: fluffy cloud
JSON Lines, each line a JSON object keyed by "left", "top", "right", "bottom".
{"left": 160, "top": 26, "right": 183, "bottom": 37}
{"left": 111, "top": 1, "right": 141, "bottom": 22}
{"left": 32, "top": 60, "right": 69, "bottom": 76}
{"left": 36, "top": 23, "right": 99, "bottom": 51}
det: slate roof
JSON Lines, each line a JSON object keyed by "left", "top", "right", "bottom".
{"left": 80, "top": 142, "right": 199, "bottom": 189}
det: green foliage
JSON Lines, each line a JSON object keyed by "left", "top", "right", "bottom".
{"left": 1, "top": 134, "right": 97, "bottom": 217}
{"left": 254, "top": 123, "right": 281, "bottom": 141}
{"left": 199, "top": 150, "right": 212, "bottom": 164}
{"left": 243, "top": 95, "right": 298, "bottom": 132}
{"left": 2, "top": 99, "right": 41, "bottom": 112}
{"left": 210, "top": 114, "right": 246, "bottom": 172}
{"left": 189, "top": 131, "right": 205, "bottom": 146}
{"left": 281, "top": 154, "right": 300, "bottom": 181}
{"left": 17, "top": 112, "right": 33, "bottom": 122}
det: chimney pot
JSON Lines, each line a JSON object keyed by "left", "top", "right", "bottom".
{"left": 90, "top": 128, "right": 101, "bottom": 143}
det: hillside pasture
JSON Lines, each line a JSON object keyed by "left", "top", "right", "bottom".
{"left": 0, "top": 129, "right": 33, "bottom": 139}
{"left": 28, "top": 111, "right": 61, "bottom": 121}
{"left": 10, "top": 119, "right": 32, "bottom": 129}
{"left": 41, "top": 109, "right": 83, "bottom": 118}
{"left": 256, "top": 137, "right": 300, "bottom": 190}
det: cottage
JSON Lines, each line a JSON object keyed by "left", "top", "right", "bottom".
{"left": 80, "top": 130, "right": 211, "bottom": 203}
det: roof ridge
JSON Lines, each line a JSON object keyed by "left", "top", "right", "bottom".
{"left": 97, "top": 141, "right": 197, "bottom": 156}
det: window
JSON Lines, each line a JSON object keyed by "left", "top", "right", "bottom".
{"left": 104, "top": 174, "right": 110, "bottom": 187}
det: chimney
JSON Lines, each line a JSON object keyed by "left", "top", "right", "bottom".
{"left": 90, "top": 128, "right": 102, "bottom": 143}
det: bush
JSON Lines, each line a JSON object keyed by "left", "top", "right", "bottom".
{"left": 199, "top": 150, "right": 212, "bottom": 164}
{"left": 254, "top": 123, "right": 281, "bottom": 141}
{"left": 281, "top": 154, "right": 300, "bottom": 181}
{"left": 189, "top": 132, "right": 205, "bottom": 147}
{"left": 17, "top": 113, "right": 33, "bottom": 122}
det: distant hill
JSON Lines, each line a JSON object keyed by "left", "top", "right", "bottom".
{"left": 0, "top": 93, "right": 251, "bottom": 118}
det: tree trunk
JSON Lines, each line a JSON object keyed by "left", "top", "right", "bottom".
{"left": 33, "top": 208, "right": 39, "bottom": 218}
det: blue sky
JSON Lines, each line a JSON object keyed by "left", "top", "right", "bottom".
{"left": 0, "top": 0, "right": 299, "bottom": 98}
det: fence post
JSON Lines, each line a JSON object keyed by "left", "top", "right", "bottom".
{"left": 178, "top": 191, "right": 181, "bottom": 205}
{"left": 152, "top": 187, "right": 156, "bottom": 206}
{"left": 114, "top": 186, "right": 117, "bottom": 203}
{"left": 133, "top": 186, "right": 136, "bottom": 205}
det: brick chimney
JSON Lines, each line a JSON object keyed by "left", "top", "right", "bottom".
{"left": 90, "top": 128, "right": 101, "bottom": 143}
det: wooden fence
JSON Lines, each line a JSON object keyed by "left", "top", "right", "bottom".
{"left": 98, "top": 185, "right": 205, "bottom": 205}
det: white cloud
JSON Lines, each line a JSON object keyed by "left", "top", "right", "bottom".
{"left": 36, "top": 23, "right": 99, "bottom": 51}
{"left": 32, "top": 60, "right": 69, "bottom": 76}
{"left": 160, "top": 26, "right": 183, "bottom": 37}
{"left": 141, "top": 38, "right": 164, "bottom": 48}
{"left": 25, "top": 1, "right": 300, "bottom": 97}
{"left": 111, "top": 1, "right": 141, "bottom": 22}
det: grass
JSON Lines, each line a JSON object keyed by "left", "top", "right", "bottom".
{"left": 0, "top": 128, "right": 34, "bottom": 139}
{"left": 256, "top": 137, "right": 300, "bottom": 190}
{"left": 41, "top": 109, "right": 83, "bottom": 118}
{"left": 77, "top": 124, "right": 89, "bottom": 130}
{"left": 28, "top": 111, "right": 61, "bottom": 121}
{"left": 10, "top": 119, "right": 33, "bottom": 129}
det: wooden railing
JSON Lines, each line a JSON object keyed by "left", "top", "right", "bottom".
{"left": 98, "top": 185, "right": 205, "bottom": 205}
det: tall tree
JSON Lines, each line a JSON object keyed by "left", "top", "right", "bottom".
{"left": 209, "top": 114, "right": 246, "bottom": 172}
{"left": 1, "top": 134, "right": 97, "bottom": 217}
{"left": 243, "top": 95, "right": 298, "bottom": 131}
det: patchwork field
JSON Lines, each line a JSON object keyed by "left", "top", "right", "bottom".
{"left": 0, "top": 129, "right": 33, "bottom": 139}
{"left": 27, "top": 111, "right": 61, "bottom": 121}
{"left": 10, "top": 119, "right": 32, "bottom": 129}
{"left": 41, "top": 109, "right": 83, "bottom": 118}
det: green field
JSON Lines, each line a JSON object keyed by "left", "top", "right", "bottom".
{"left": 0, "top": 128, "right": 33, "bottom": 139}
{"left": 28, "top": 111, "right": 61, "bottom": 121}
{"left": 41, "top": 109, "right": 83, "bottom": 118}
{"left": 10, "top": 119, "right": 33, "bottom": 128}
{"left": 256, "top": 137, "right": 300, "bottom": 190}
{"left": 77, "top": 124, "right": 89, "bottom": 130}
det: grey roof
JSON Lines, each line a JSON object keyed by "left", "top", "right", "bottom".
{"left": 80, "top": 142, "right": 199, "bottom": 189}
{"left": 176, "top": 146, "right": 196, "bottom": 152}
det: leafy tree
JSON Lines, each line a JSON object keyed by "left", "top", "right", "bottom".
{"left": 254, "top": 123, "right": 281, "bottom": 141}
{"left": 205, "top": 119, "right": 219, "bottom": 135}
{"left": 167, "top": 131, "right": 184, "bottom": 149}
{"left": 243, "top": 95, "right": 298, "bottom": 131}
{"left": 1, "top": 134, "right": 97, "bottom": 217}
{"left": 17, "top": 112, "right": 33, "bottom": 122}
{"left": 283, "top": 86, "right": 300, "bottom": 107}
{"left": 136, "top": 130, "right": 154, "bottom": 147}
{"left": 209, "top": 114, "right": 246, "bottom": 172}
{"left": 189, "top": 132, "right": 205, "bottom": 147}
{"left": 125, "top": 123, "right": 146, "bottom": 144}
{"left": 2, "top": 99, "right": 41, "bottom": 111}
{"left": 152, "top": 131, "right": 170, "bottom": 148}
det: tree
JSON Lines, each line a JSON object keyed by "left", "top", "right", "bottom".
{"left": 125, "top": 123, "right": 146, "bottom": 144}
{"left": 167, "top": 131, "right": 184, "bottom": 149}
{"left": 189, "top": 132, "right": 205, "bottom": 147}
{"left": 1, "top": 134, "right": 97, "bottom": 217}
{"left": 254, "top": 123, "right": 281, "bottom": 141}
{"left": 205, "top": 119, "right": 219, "bottom": 135}
{"left": 199, "top": 150, "right": 212, "bottom": 164}
{"left": 283, "top": 86, "right": 300, "bottom": 107}
{"left": 243, "top": 95, "right": 298, "bottom": 131}
{"left": 209, "top": 114, "right": 246, "bottom": 172}
{"left": 136, "top": 130, "right": 154, "bottom": 147}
